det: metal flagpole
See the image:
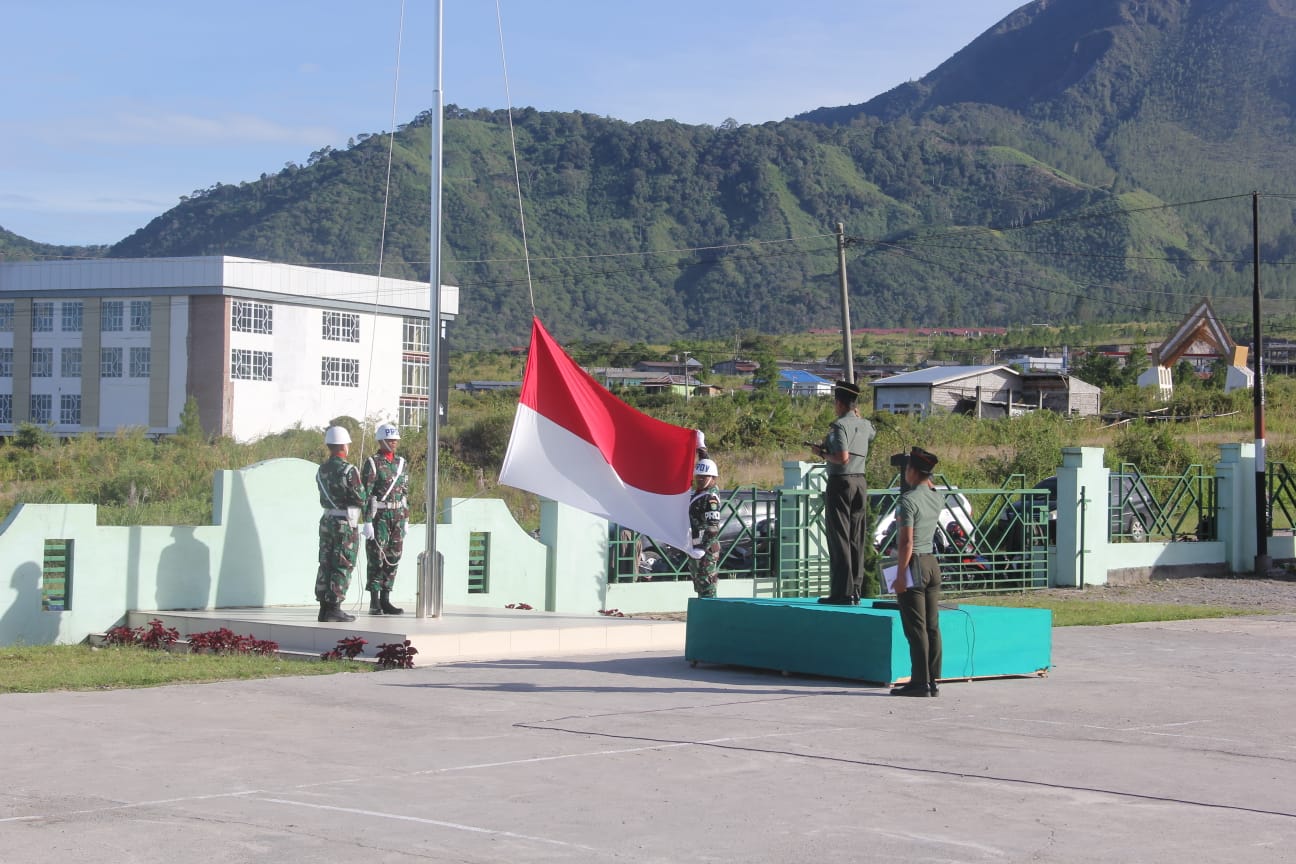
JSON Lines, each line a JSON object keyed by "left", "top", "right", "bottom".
{"left": 419, "top": 0, "right": 445, "bottom": 618}
{"left": 1252, "top": 191, "right": 1270, "bottom": 576}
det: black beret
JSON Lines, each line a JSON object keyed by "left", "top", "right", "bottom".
{"left": 834, "top": 380, "right": 860, "bottom": 400}
{"left": 909, "top": 446, "right": 938, "bottom": 474}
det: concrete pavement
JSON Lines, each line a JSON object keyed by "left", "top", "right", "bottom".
{"left": 3, "top": 614, "right": 1295, "bottom": 863}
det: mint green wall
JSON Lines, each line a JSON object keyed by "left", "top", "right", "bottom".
{"left": 0, "top": 445, "right": 1272, "bottom": 648}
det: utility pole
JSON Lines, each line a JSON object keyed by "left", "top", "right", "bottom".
{"left": 836, "top": 222, "right": 855, "bottom": 383}
{"left": 1253, "top": 192, "right": 1271, "bottom": 575}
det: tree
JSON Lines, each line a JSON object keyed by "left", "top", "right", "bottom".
{"left": 177, "top": 396, "right": 205, "bottom": 441}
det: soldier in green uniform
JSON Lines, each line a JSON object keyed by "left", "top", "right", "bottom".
{"left": 688, "top": 456, "right": 723, "bottom": 598}
{"left": 890, "top": 447, "right": 944, "bottom": 697}
{"left": 361, "top": 422, "right": 409, "bottom": 615}
{"left": 810, "top": 380, "right": 876, "bottom": 604}
{"left": 315, "top": 425, "right": 365, "bottom": 623}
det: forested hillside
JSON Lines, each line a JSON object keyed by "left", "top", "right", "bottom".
{"left": 9, "top": 0, "right": 1296, "bottom": 349}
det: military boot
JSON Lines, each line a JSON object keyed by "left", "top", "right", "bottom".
{"left": 379, "top": 590, "right": 404, "bottom": 615}
{"left": 320, "top": 602, "right": 356, "bottom": 623}
{"left": 368, "top": 589, "right": 383, "bottom": 615}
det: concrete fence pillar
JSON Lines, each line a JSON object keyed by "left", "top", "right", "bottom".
{"left": 539, "top": 499, "right": 610, "bottom": 612}
{"left": 1054, "top": 446, "right": 1109, "bottom": 587}
{"left": 1214, "top": 443, "right": 1256, "bottom": 573}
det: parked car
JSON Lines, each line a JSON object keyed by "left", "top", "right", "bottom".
{"left": 632, "top": 490, "right": 777, "bottom": 577}
{"left": 998, "top": 474, "right": 1155, "bottom": 549}
{"left": 872, "top": 485, "right": 976, "bottom": 557}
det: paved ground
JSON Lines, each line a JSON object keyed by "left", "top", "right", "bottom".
{"left": 3, "top": 614, "right": 1296, "bottom": 863}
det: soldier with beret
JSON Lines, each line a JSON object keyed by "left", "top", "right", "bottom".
{"left": 809, "top": 380, "right": 876, "bottom": 604}
{"left": 890, "top": 447, "right": 944, "bottom": 697}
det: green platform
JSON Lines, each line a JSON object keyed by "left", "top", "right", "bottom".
{"left": 684, "top": 597, "right": 1052, "bottom": 685}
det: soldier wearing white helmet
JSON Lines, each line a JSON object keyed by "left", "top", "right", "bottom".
{"left": 360, "top": 421, "right": 409, "bottom": 614}
{"left": 688, "top": 451, "right": 723, "bottom": 598}
{"left": 314, "top": 425, "right": 364, "bottom": 622}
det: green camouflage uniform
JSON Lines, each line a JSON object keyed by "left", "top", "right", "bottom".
{"left": 361, "top": 452, "right": 410, "bottom": 592}
{"left": 315, "top": 455, "right": 366, "bottom": 605}
{"left": 688, "top": 489, "right": 723, "bottom": 598}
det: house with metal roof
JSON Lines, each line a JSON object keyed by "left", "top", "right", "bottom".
{"left": 872, "top": 364, "right": 1101, "bottom": 417}
{"left": 778, "top": 368, "right": 833, "bottom": 397}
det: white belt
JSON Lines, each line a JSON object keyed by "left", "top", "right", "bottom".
{"left": 324, "top": 509, "right": 349, "bottom": 517}
{"left": 373, "top": 501, "right": 405, "bottom": 510}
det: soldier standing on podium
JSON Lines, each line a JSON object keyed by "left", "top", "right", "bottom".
{"left": 809, "top": 380, "right": 876, "bottom": 605}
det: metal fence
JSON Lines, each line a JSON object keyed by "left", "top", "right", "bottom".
{"left": 607, "top": 472, "right": 1052, "bottom": 596}
{"left": 1108, "top": 464, "right": 1217, "bottom": 542}
{"left": 1267, "top": 461, "right": 1296, "bottom": 534}
{"left": 608, "top": 486, "right": 777, "bottom": 585}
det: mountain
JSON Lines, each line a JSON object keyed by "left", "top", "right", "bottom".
{"left": 13, "top": 0, "right": 1296, "bottom": 349}
{"left": 0, "top": 226, "right": 107, "bottom": 262}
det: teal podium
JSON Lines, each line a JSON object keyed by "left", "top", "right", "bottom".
{"left": 684, "top": 597, "right": 1052, "bottom": 685}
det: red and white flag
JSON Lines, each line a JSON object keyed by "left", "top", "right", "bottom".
{"left": 500, "top": 318, "right": 697, "bottom": 551}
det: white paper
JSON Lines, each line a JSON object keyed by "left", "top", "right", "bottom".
{"left": 883, "top": 564, "right": 913, "bottom": 594}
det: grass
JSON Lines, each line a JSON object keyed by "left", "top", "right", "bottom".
{"left": 963, "top": 593, "right": 1262, "bottom": 627}
{"left": 0, "top": 644, "right": 371, "bottom": 694}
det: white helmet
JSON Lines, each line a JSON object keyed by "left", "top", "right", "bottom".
{"left": 324, "top": 425, "right": 351, "bottom": 446}
{"left": 376, "top": 422, "right": 400, "bottom": 442}
{"left": 695, "top": 458, "right": 718, "bottom": 478}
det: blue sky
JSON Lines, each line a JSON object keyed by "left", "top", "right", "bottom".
{"left": 2, "top": 0, "right": 1026, "bottom": 247}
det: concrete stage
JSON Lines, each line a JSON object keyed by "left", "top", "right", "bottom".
{"left": 126, "top": 603, "right": 686, "bottom": 663}
{"left": 684, "top": 596, "right": 1052, "bottom": 685}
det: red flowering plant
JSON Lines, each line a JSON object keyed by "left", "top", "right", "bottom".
{"left": 187, "top": 628, "right": 278, "bottom": 656}
{"left": 321, "top": 636, "right": 367, "bottom": 661}
{"left": 375, "top": 640, "right": 418, "bottom": 669}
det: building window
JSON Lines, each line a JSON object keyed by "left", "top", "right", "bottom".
{"left": 129, "top": 347, "right": 151, "bottom": 378}
{"left": 321, "top": 356, "right": 360, "bottom": 388}
{"left": 129, "top": 300, "right": 152, "bottom": 332}
{"left": 402, "top": 316, "right": 429, "bottom": 352}
{"left": 232, "top": 300, "right": 273, "bottom": 334}
{"left": 42, "top": 539, "right": 73, "bottom": 612}
{"left": 0, "top": 347, "right": 11, "bottom": 378}
{"left": 322, "top": 310, "right": 360, "bottom": 343}
{"left": 30, "top": 394, "right": 52, "bottom": 424}
{"left": 231, "top": 349, "right": 273, "bottom": 381}
{"left": 401, "top": 357, "right": 429, "bottom": 396}
{"left": 60, "top": 394, "right": 81, "bottom": 426}
{"left": 62, "top": 301, "right": 83, "bottom": 333}
{"left": 101, "top": 301, "right": 124, "bottom": 332}
{"left": 0, "top": 394, "right": 10, "bottom": 424}
{"left": 61, "top": 347, "right": 82, "bottom": 378}
{"left": 32, "top": 302, "right": 55, "bottom": 332}
{"left": 101, "top": 347, "right": 123, "bottom": 378}
{"left": 398, "top": 397, "right": 428, "bottom": 430}
{"left": 31, "top": 347, "right": 53, "bottom": 378}
{"left": 0, "top": 302, "right": 13, "bottom": 332}
{"left": 467, "top": 532, "right": 490, "bottom": 593}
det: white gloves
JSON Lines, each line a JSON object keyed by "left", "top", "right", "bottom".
{"left": 361, "top": 523, "right": 375, "bottom": 541}
{"left": 688, "top": 547, "right": 707, "bottom": 560}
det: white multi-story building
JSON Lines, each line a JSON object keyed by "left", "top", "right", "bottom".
{"left": 0, "top": 256, "right": 458, "bottom": 441}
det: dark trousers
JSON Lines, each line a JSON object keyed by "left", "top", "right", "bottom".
{"left": 824, "top": 474, "right": 869, "bottom": 599}
{"left": 897, "top": 554, "right": 943, "bottom": 687}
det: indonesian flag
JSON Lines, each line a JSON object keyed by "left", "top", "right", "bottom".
{"left": 500, "top": 317, "right": 697, "bottom": 551}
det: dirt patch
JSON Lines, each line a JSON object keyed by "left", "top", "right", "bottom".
{"left": 629, "top": 571, "right": 1296, "bottom": 619}
{"left": 1026, "top": 574, "right": 1296, "bottom": 612}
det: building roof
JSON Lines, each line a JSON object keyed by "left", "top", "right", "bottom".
{"left": 0, "top": 255, "right": 457, "bottom": 317}
{"left": 872, "top": 365, "right": 1014, "bottom": 387}
{"left": 778, "top": 369, "right": 832, "bottom": 384}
